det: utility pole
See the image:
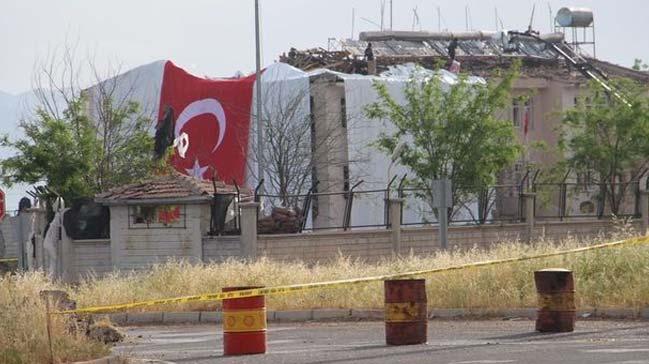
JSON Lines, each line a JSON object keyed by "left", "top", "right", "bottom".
{"left": 254, "top": 0, "right": 264, "bottom": 192}
{"left": 351, "top": 8, "right": 355, "bottom": 39}
{"left": 390, "top": 0, "right": 393, "bottom": 30}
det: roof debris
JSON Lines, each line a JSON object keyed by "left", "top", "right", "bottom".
{"left": 280, "top": 31, "right": 649, "bottom": 82}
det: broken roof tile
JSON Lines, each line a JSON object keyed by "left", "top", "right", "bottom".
{"left": 96, "top": 173, "right": 252, "bottom": 204}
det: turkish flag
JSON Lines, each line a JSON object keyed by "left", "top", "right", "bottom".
{"left": 158, "top": 61, "right": 255, "bottom": 185}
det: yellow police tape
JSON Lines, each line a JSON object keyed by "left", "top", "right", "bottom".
{"left": 0, "top": 258, "right": 18, "bottom": 263}
{"left": 56, "top": 235, "right": 649, "bottom": 315}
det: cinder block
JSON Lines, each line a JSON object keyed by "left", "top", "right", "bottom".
{"left": 274, "top": 310, "right": 313, "bottom": 322}
{"left": 200, "top": 311, "right": 223, "bottom": 323}
{"left": 163, "top": 312, "right": 200, "bottom": 324}
{"left": 312, "top": 309, "right": 351, "bottom": 320}
{"left": 126, "top": 312, "right": 163, "bottom": 324}
{"left": 350, "top": 309, "right": 383, "bottom": 320}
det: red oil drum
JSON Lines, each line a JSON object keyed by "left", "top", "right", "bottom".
{"left": 222, "top": 286, "right": 267, "bottom": 355}
{"left": 534, "top": 269, "right": 576, "bottom": 332}
{"left": 384, "top": 279, "right": 427, "bottom": 345}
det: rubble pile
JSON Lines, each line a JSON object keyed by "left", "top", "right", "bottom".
{"left": 279, "top": 48, "right": 365, "bottom": 74}
{"left": 258, "top": 206, "right": 304, "bottom": 234}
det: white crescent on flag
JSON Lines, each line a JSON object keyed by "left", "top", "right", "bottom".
{"left": 174, "top": 98, "right": 227, "bottom": 154}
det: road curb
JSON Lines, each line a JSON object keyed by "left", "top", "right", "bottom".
{"left": 93, "top": 307, "right": 649, "bottom": 325}
{"left": 68, "top": 355, "right": 122, "bottom": 364}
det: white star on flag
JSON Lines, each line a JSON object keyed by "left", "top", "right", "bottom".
{"left": 186, "top": 159, "right": 208, "bottom": 179}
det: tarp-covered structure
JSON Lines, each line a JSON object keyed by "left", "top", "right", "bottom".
{"left": 86, "top": 60, "right": 485, "bottom": 229}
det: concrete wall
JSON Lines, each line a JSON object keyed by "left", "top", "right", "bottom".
{"left": 247, "top": 219, "right": 635, "bottom": 262}
{"left": 70, "top": 239, "right": 112, "bottom": 279}
{"left": 203, "top": 236, "right": 242, "bottom": 262}
{"left": 109, "top": 204, "right": 203, "bottom": 271}
{"left": 0, "top": 216, "right": 19, "bottom": 258}
{"left": 4, "top": 199, "right": 634, "bottom": 281}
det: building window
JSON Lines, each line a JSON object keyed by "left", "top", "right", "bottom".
{"left": 128, "top": 204, "right": 187, "bottom": 229}
{"left": 340, "top": 97, "right": 347, "bottom": 128}
{"left": 512, "top": 99, "right": 533, "bottom": 130}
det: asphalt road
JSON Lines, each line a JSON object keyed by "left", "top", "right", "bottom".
{"left": 114, "top": 320, "right": 649, "bottom": 364}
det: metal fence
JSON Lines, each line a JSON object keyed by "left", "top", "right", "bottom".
{"left": 533, "top": 181, "right": 641, "bottom": 220}
{"left": 255, "top": 178, "right": 645, "bottom": 233}
{"left": 207, "top": 192, "right": 242, "bottom": 236}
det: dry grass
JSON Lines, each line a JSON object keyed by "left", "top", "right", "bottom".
{"left": 0, "top": 272, "right": 109, "bottom": 364}
{"left": 2, "top": 231, "right": 648, "bottom": 363}
{"left": 71, "top": 232, "right": 649, "bottom": 313}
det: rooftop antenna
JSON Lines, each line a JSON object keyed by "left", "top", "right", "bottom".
{"left": 527, "top": 4, "right": 536, "bottom": 32}
{"left": 465, "top": 5, "right": 469, "bottom": 31}
{"left": 351, "top": 8, "right": 355, "bottom": 39}
{"left": 436, "top": 6, "right": 441, "bottom": 32}
{"left": 547, "top": 3, "right": 553, "bottom": 32}
{"left": 412, "top": 7, "right": 420, "bottom": 31}
{"left": 495, "top": 7, "right": 499, "bottom": 31}
{"left": 380, "top": 0, "right": 386, "bottom": 31}
{"left": 390, "top": 0, "right": 393, "bottom": 30}
{"left": 467, "top": 6, "right": 473, "bottom": 30}
{"left": 360, "top": 17, "right": 382, "bottom": 29}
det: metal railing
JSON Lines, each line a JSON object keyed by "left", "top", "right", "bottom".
{"left": 255, "top": 177, "right": 646, "bottom": 233}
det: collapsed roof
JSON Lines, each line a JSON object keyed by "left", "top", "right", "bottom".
{"left": 280, "top": 30, "right": 649, "bottom": 83}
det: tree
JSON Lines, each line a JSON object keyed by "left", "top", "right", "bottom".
{"left": 632, "top": 59, "right": 648, "bottom": 71}
{"left": 558, "top": 79, "right": 649, "bottom": 214}
{"left": 245, "top": 74, "right": 348, "bottom": 208}
{"left": 0, "top": 44, "right": 155, "bottom": 202}
{"left": 365, "top": 64, "right": 522, "bottom": 218}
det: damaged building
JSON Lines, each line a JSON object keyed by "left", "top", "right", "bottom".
{"left": 279, "top": 21, "right": 649, "bottom": 225}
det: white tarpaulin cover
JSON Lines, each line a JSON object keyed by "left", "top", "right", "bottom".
{"left": 332, "top": 64, "right": 484, "bottom": 228}
{"left": 86, "top": 61, "right": 484, "bottom": 229}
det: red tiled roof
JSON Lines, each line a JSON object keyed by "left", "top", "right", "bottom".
{"left": 96, "top": 173, "right": 251, "bottom": 203}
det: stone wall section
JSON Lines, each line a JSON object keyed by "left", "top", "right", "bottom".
{"left": 70, "top": 239, "right": 112, "bottom": 279}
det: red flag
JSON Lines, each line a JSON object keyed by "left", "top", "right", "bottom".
{"left": 158, "top": 61, "right": 256, "bottom": 184}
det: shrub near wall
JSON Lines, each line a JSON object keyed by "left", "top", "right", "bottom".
{"left": 72, "top": 235, "right": 649, "bottom": 313}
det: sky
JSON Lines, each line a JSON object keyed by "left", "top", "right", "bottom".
{"left": 1, "top": 0, "right": 649, "bottom": 94}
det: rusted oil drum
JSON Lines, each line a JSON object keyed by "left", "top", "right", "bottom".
{"left": 222, "top": 286, "right": 267, "bottom": 355}
{"left": 534, "top": 269, "right": 576, "bottom": 332}
{"left": 384, "top": 279, "right": 427, "bottom": 345}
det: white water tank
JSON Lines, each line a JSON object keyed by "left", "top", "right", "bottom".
{"left": 556, "top": 7, "right": 594, "bottom": 27}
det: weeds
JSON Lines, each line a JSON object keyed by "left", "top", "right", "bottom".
{"left": 71, "top": 234, "right": 649, "bottom": 312}
{"left": 2, "top": 234, "right": 648, "bottom": 363}
{"left": 0, "top": 272, "right": 109, "bottom": 364}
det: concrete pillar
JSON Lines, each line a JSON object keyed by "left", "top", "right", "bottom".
{"left": 240, "top": 202, "right": 260, "bottom": 259}
{"left": 32, "top": 207, "right": 47, "bottom": 270}
{"left": 60, "top": 222, "right": 74, "bottom": 282}
{"left": 521, "top": 193, "right": 536, "bottom": 243}
{"left": 640, "top": 192, "right": 649, "bottom": 236}
{"left": 389, "top": 199, "right": 403, "bottom": 255}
